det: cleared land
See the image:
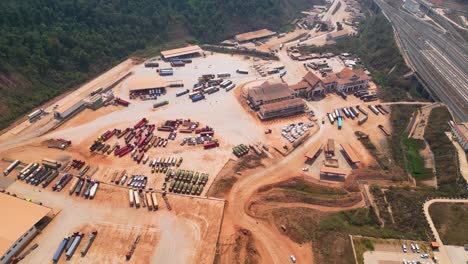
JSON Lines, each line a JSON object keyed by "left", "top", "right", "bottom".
{"left": 429, "top": 202, "right": 468, "bottom": 246}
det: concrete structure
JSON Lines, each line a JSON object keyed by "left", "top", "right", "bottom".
{"left": 247, "top": 81, "right": 295, "bottom": 109}
{"left": 322, "top": 68, "right": 370, "bottom": 93}
{"left": 0, "top": 193, "right": 51, "bottom": 264}
{"left": 235, "top": 29, "right": 276, "bottom": 43}
{"left": 84, "top": 94, "right": 103, "bottom": 110}
{"left": 54, "top": 98, "right": 85, "bottom": 119}
{"left": 127, "top": 75, "right": 167, "bottom": 95}
{"left": 160, "top": 45, "right": 202, "bottom": 60}
{"left": 258, "top": 98, "right": 306, "bottom": 120}
{"left": 326, "top": 29, "right": 350, "bottom": 41}
{"left": 449, "top": 121, "right": 468, "bottom": 152}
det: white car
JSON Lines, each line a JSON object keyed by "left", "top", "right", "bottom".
{"left": 290, "top": 255, "right": 296, "bottom": 263}
{"left": 302, "top": 168, "right": 309, "bottom": 172}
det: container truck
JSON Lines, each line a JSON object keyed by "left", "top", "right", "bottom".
{"left": 53, "top": 237, "right": 69, "bottom": 263}
{"left": 65, "top": 233, "right": 83, "bottom": 259}
{"left": 129, "top": 189, "right": 134, "bottom": 207}
{"left": 217, "top": 72, "right": 231, "bottom": 78}
{"left": 176, "top": 89, "right": 190, "bottom": 97}
{"left": 153, "top": 101, "right": 169, "bottom": 108}
{"left": 236, "top": 69, "right": 249, "bottom": 74}
{"left": 327, "top": 113, "right": 334, "bottom": 124}
{"left": 225, "top": 83, "right": 236, "bottom": 92}
{"left": 342, "top": 107, "right": 351, "bottom": 118}
{"left": 89, "top": 182, "right": 99, "bottom": 199}
{"left": 337, "top": 117, "right": 343, "bottom": 129}
{"left": 145, "top": 192, "right": 153, "bottom": 210}
{"left": 204, "top": 141, "right": 219, "bottom": 149}
{"left": 134, "top": 190, "right": 140, "bottom": 208}
{"left": 350, "top": 107, "right": 359, "bottom": 117}
{"left": 28, "top": 108, "right": 44, "bottom": 122}
{"left": 358, "top": 116, "right": 368, "bottom": 125}
{"left": 356, "top": 105, "right": 368, "bottom": 116}
{"left": 368, "top": 105, "right": 380, "bottom": 115}
{"left": 191, "top": 94, "right": 205, "bottom": 102}
{"left": 3, "top": 159, "right": 20, "bottom": 176}
{"left": 151, "top": 192, "right": 158, "bottom": 210}
{"left": 80, "top": 230, "right": 98, "bottom": 257}
{"left": 69, "top": 177, "right": 80, "bottom": 195}
{"left": 115, "top": 98, "right": 130, "bottom": 107}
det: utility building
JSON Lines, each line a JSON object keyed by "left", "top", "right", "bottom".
{"left": 0, "top": 194, "right": 51, "bottom": 264}
{"left": 235, "top": 29, "right": 276, "bottom": 43}
{"left": 127, "top": 75, "right": 167, "bottom": 95}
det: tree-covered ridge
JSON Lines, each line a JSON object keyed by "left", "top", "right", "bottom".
{"left": 0, "top": 0, "right": 315, "bottom": 129}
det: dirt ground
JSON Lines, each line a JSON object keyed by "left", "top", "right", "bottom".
{"left": 6, "top": 181, "right": 224, "bottom": 264}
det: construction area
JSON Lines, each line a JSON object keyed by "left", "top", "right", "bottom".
{"left": 0, "top": 1, "right": 443, "bottom": 263}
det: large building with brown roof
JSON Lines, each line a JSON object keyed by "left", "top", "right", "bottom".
{"left": 289, "top": 71, "right": 326, "bottom": 100}
{"left": 247, "top": 81, "right": 295, "bottom": 109}
{"left": 258, "top": 98, "right": 306, "bottom": 120}
{"left": 247, "top": 81, "right": 305, "bottom": 120}
{"left": 160, "top": 45, "right": 202, "bottom": 60}
{"left": 323, "top": 68, "right": 370, "bottom": 93}
{"left": 0, "top": 193, "right": 51, "bottom": 264}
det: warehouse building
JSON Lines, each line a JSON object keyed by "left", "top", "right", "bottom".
{"left": 289, "top": 71, "right": 327, "bottom": 99}
{"left": 54, "top": 98, "right": 85, "bottom": 119}
{"left": 0, "top": 194, "right": 52, "bottom": 264}
{"left": 258, "top": 98, "right": 306, "bottom": 120}
{"left": 340, "top": 143, "right": 360, "bottom": 165}
{"left": 235, "top": 29, "right": 276, "bottom": 43}
{"left": 320, "top": 165, "right": 347, "bottom": 180}
{"left": 304, "top": 144, "right": 323, "bottom": 163}
{"left": 127, "top": 75, "right": 167, "bottom": 95}
{"left": 448, "top": 121, "right": 468, "bottom": 152}
{"left": 322, "top": 68, "right": 370, "bottom": 93}
{"left": 247, "top": 81, "right": 295, "bottom": 109}
{"left": 160, "top": 45, "right": 202, "bottom": 61}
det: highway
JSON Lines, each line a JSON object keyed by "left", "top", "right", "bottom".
{"left": 373, "top": 0, "right": 468, "bottom": 122}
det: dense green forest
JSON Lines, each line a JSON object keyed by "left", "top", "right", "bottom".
{"left": 0, "top": 0, "right": 315, "bottom": 130}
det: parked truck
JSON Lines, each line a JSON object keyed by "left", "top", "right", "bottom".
{"left": 80, "top": 230, "right": 98, "bottom": 257}
{"left": 53, "top": 237, "right": 69, "bottom": 263}
{"left": 3, "top": 159, "right": 20, "bottom": 176}
{"left": 65, "top": 233, "right": 83, "bottom": 259}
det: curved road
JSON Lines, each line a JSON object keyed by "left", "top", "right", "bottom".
{"left": 225, "top": 124, "right": 328, "bottom": 264}
{"left": 423, "top": 198, "right": 468, "bottom": 264}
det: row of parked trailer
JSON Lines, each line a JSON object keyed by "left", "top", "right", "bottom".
{"left": 129, "top": 188, "right": 159, "bottom": 210}
{"left": 233, "top": 144, "right": 250, "bottom": 157}
{"left": 68, "top": 177, "right": 100, "bottom": 199}
{"left": 326, "top": 104, "right": 389, "bottom": 128}
{"left": 189, "top": 75, "right": 237, "bottom": 102}
{"left": 53, "top": 230, "right": 98, "bottom": 262}
{"left": 354, "top": 89, "right": 377, "bottom": 102}
{"left": 167, "top": 170, "right": 209, "bottom": 195}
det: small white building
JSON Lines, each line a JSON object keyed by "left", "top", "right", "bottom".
{"left": 54, "top": 98, "right": 85, "bottom": 119}
{"left": 0, "top": 193, "right": 51, "bottom": 264}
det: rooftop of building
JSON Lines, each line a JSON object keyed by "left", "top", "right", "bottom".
{"left": 340, "top": 143, "right": 360, "bottom": 163}
{"left": 235, "top": 29, "right": 276, "bottom": 42}
{"left": 248, "top": 81, "right": 294, "bottom": 103}
{"left": 303, "top": 71, "right": 322, "bottom": 87}
{"left": 323, "top": 67, "right": 370, "bottom": 84}
{"left": 260, "top": 98, "right": 305, "bottom": 112}
{"left": 320, "top": 165, "right": 347, "bottom": 175}
{"left": 0, "top": 193, "right": 51, "bottom": 256}
{"left": 289, "top": 81, "right": 310, "bottom": 91}
{"left": 127, "top": 75, "right": 167, "bottom": 91}
{"left": 160, "top": 45, "right": 202, "bottom": 59}
{"left": 305, "top": 144, "right": 323, "bottom": 159}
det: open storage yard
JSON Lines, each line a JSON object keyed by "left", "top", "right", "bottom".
{"left": 0, "top": 17, "right": 440, "bottom": 262}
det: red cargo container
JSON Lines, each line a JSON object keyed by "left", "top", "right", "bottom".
{"left": 115, "top": 98, "right": 130, "bottom": 107}
{"left": 134, "top": 118, "right": 147, "bottom": 129}
{"left": 157, "top": 127, "right": 173, "bottom": 132}
{"left": 118, "top": 146, "right": 134, "bottom": 157}
{"left": 204, "top": 141, "right": 219, "bottom": 149}
{"left": 200, "top": 131, "right": 214, "bottom": 137}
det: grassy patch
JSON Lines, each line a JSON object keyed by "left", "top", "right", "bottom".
{"left": 201, "top": 45, "right": 279, "bottom": 61}
{"left": 424, "top": 106, "right": 466, "bottom": 193}
{"left": 429, "top": 202, "right": 468, "bottom": 246}
{"left": 402, "top": 138, "right": 433, "bottom": 181}
{"left": 370, "top": 185, "right": 393, "bottom": 226}
{"left": 353, "top": 238, "right": 375, "bottom": 264}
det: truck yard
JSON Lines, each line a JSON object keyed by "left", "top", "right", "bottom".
{"left": 0, "top": 22, "right": 427, "bottom": 263}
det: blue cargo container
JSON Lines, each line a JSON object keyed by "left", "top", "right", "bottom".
{"left": 53, "top": 237, "right": 69, "bottom": 262}
{"left": 191, "top": 94, "right": 205, "bottom": 102}
{"left": 66, "top": 233, "right": 83, "bottom": 259}
{"left": 337, "top": 117, "right": 343, "bottom": 129}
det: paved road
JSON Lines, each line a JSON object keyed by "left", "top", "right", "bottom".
{"left": 423, "top": 198, "right": 468, "bottom": 264}
{"left": 374, "top": 0, "right": 468, "bottom": 122}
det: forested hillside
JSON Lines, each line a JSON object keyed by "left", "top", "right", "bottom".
{"left": 0, "top": 0, "right": 314, "bottom": 130}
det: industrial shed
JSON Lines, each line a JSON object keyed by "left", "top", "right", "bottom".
{"left": 320, "top": 165, "right": 347, "bottom": 180}
{"left": 127, "top": 75, "right": 167, "bottom": 95}
{"left": 304, "top": 144, "right": 323, "bottom": 163}
{"left": 54, "top": 98, "right": 85, "bottom": 119}
{"left": 160, "top": 45, "right": 202, "bottom": 60}
{"left": 258, "top": 98, "right": 306, "bottom": 120}
{"left": 340, "top": 143, "right": 360, "bottom": 165}
{"left": 0, "top": 194, "right": 51, "bottom": 264}
{"left": 235, "top": 29, "right": 276, "bottom": 43}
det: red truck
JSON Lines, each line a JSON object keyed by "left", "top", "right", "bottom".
{"left": 115, "top": 98, "right": 130, "bottom": 107}
{"left": 204, "top": 141, "right": 219, "bottom": 149}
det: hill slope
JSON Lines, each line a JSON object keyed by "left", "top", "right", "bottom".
{"left": 0, "top": 0, "right": 316, "bottom": 130}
